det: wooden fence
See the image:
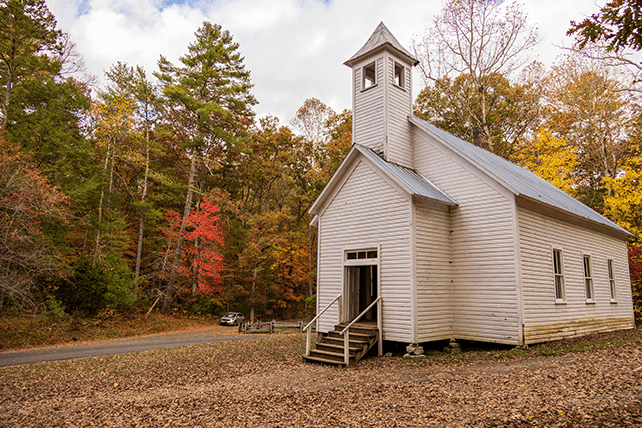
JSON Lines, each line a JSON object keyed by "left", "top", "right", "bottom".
{"left": 239, "top": 320, "right": 307, "bottom": 334}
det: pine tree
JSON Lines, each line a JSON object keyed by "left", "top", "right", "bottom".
{"left": 154, "top": 22, "right": 256, "bottom": 313}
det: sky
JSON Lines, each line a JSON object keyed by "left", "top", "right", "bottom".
{"left": 45, "top": 0, "right": 605, "bottom": 125}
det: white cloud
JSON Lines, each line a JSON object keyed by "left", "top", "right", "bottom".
{"left": 45, "top": 0, "right": 604, "bottom": 124}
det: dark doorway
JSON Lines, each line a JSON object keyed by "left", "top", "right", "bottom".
{"left": 346, "top": 265, "right": 378, "bottom": 321}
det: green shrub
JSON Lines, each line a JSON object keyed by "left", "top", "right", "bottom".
{"left": 56, "top": 255, "right": 135, "bottom": 315}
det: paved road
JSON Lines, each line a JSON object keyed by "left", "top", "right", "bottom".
{"left": 0, "top": 328, "right": 255, "bottom": 367}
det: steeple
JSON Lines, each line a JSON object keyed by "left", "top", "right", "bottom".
{"left": 345, "top": 22, "right": 418, "bottom": 168}
{"left": 344, "top": 22, "right": 418, "bottom": 68}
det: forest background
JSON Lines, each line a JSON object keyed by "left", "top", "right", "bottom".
{"left": 1, "top": 0, "right": 642, "bottom": 325}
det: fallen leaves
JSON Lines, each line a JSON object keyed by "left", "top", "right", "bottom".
{"left": 1, "top": 330, "right": 642, "bottom": 427}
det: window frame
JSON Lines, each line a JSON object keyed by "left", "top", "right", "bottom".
{"left": 607, "top": 259, "right": 617, "bottom": 303}
{"left": 552, "top": 248, "right": 566, "bottom": 304}
{"left": 583, "top": 254, "right": 595, "bottom": 303}
{"left": 393, "top": 62, "right": 405, "bottom": 89}
{"left": 362, "top": 61, "right": 377, "bottom": 91}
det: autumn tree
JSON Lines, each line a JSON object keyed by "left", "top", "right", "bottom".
{"left": 515, "top": 130, "right": 578, "bottom": 196}
{"left": 0, "top": 136, "right": 70, "bottom": 308}
{"left": 290, "top": 97, "right": 336, "bottom": 150}
{"left": 568, "top": 0, "right": 642, "bottom": 92}
{"left": 103, "top": 62, "right": 164, "bottom": 298}
{"left": 160, "top": 196, "right": 225, "bottom": 299}
{"left": 413, "top": 0, "right": 539, "bottom": 154}
{"left": 155, "top": 22, "right": 256, "bottom": 313}
{"left": 414, "top": 67, "right": 543, "bottom": 159}
{"left": 543, "top": 53, "right": 636, "bottom": 209}
{"left": 90, "top": 94, "right": 138, "bottom": 262}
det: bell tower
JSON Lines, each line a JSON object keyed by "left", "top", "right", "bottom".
{"left": 344, "top": 22, "right": 418, "bottom": 169}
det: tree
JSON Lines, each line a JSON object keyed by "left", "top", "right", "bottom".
{"left": 160, "top": 196, "right": 224, "bottom": 298}
{"left": 104, "top": 62, "right": 164, "bottom": 299}
{"left": 0, "top": 136, "right": 70, "bottom": 308}
{"left": 568, "top": 0, "right": 642, "bottom": 52}
{"left": 90, "top": 94, "right": 138, "bottom": 262}
{"left": 290, "top": 97, "right": 336, "bottom": 150}
{"left": 515, "top": 130, "right": 578, "bottom": 196}
{"left": 413, "top": 0, "right": 539, "bottom": 154}
{"left": 544, "top": 53, "right": 635, "bottom": 209}
{"left": 0, "top": 0, "right": 59, "bottom": 129}
{"left": 155, "top": 21, "right": 256, "bottom": 313}
{"left": 568, "top": 1, "right": 642, "bottom": 92}
{"left": 414, "top": 67, "right": 543, "bottom": 159}
{"left": 603, "top": 140, "right": 642, "bottom": 238}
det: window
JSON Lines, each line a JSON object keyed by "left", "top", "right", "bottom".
{"left": 345, "top": 249, "right": 377, "bottom": 261}
{"left": 362, "top": 62, "right": 376, "bottom": 89}
{"left": 607, "top": 259, "right": 617, "bottom": 302}
{"left": 394, "top": 62, "right": 404, "bottom": 88}
{"left": 553, "top": 249, "right": 565, "bottom": 302}
{"left": 583, "top": 255, "right": 595, "bottom": 302}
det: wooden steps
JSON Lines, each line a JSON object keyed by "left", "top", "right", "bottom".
{"left": 303, "top": 323, "right": 379, "bottom": 366}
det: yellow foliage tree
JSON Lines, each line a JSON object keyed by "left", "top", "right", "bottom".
{"left": 516, "top": 130, "right": 578, "bottom": 196}
{"left": 603, "top": 143, "right": 642, "bottom": 239}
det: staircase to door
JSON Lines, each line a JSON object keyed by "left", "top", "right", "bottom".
{"left": 303, "top": 322, "right": 379, "bottom": 366}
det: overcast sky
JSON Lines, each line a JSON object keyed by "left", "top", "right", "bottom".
{"left": 45, "top": 0, "right": 604, "bottom": 125}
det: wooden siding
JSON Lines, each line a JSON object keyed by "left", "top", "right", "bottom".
{"left": 317, "top": 159, "right": 413, "bottom": 342}
{"left": 414, "top": 199, "right": 453, "bottom": 342}
{"left": 412, "top": 128, "right": 520, "bottom": 344}
{"left": 353, "top": 57, "right": 384, "bottom": 152}
{"left": 385, "top": 55, "right": 414, "bottom": 169}
{"left": 518, "top": 206, "right": 635, "bottom": 344}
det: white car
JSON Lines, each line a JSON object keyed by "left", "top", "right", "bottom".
{"left": 220, "top": 312, "right": 244, "bottom": 326}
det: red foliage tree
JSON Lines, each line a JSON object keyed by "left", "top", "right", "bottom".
{"left": 0, "top": 136, "right": 70, "bottom": 307}
{"left": 160, "top": 196, "right": 224, "bottom": 296}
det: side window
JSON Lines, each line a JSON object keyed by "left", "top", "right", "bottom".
{"left": 607, "top": 259, "right": 617, "bottom": 302}
{"left": 583, "top": 255, "right": 595, "bottom": 302}
{"left": 394, "top": 62, "right": 404, "bottom": 88}
{"left": 362, "top": 62, "right": 376, "bottom": 90}
{"left": 553, "top": 249, "right": 565, "bottom": 302}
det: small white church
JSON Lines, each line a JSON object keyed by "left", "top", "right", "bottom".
{"left": 308, "top": 22, "right": 635, "bottom": 352}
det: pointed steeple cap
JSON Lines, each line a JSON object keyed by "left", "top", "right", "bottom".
{"left": 344, "top": 22, "right": 419, "bottom": 67}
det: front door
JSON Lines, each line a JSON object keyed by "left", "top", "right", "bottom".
{"left": 346, "top": 265, "right": 378, "bottom": 321}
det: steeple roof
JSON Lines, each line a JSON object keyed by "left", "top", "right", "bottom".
{"left": 344, "top": 22, "right": 419, "bottom": 67}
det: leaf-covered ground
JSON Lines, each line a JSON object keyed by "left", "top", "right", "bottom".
{"left": 1, "top": 329, "right": 641, "bottom": 427}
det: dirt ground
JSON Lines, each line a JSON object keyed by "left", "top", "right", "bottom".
{"left": 1, "top": 329, "right": 642, "bottom": 427}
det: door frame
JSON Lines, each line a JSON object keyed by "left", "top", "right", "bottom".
{"left": 341, "top": 244, "right": 381, "bottom": 323}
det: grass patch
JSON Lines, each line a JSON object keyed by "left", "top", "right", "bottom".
{"left": 0, "top": 312, "right": 220, "bottom": 351}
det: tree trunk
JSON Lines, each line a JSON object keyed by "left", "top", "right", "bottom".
{"left": 134, "top": 129, "right": 151, "bottom": 299}
{"left": 161, "top": 149, "right": 200, "bottom": 314}
{"left": 94, "top": 136, "right": 113, "bottom": 264}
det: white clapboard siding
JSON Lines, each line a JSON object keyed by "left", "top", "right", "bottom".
{"left": 317, "top": 160, "right": 413, "bottom": 342}
{"left": 353, "top": 57, "right": 385, "bottom": 152}
{"left": 518, "top": 206, "right": 635, "bottom": 343}
{"left": 413, "top": 129, "right": 520, "bottom": 344}
{"left": 385, "top": 55, "right": 414, "bottom": 169}
{"left": 414, "top": 199, "right": 453, "bottom": 342}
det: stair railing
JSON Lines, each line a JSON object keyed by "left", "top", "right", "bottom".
{"left": 339, "top": 296, "right": 382, "bottom": 366}
{"left": 303, "top": 294, "right": 342, "bottom": 357}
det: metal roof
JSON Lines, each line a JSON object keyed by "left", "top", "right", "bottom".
{"left": 344, "top": 22, "right": 419, "bottom": 67}
{"left": 356, "top": 144, "right": 458, "bottom": 206}
{"left": 411, "top": 116, "right": 631, "bottom": 236}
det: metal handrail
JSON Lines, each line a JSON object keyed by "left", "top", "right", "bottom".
{"left": 340, "top": 296, "right": 382, "bottom": 366}
{"left": 303, "top": 294, "right": 341, "bottom": 356}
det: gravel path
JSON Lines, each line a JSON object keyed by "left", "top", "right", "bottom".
{"left": 1, "top": 330, "right": 641, "bottom": 427}
{"left": 0, "top": 325, "right": 249, "bottom": 367}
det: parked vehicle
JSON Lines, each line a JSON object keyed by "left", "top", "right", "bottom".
{"left": 220, "top": 312, "right": 244, "bottom": 326}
